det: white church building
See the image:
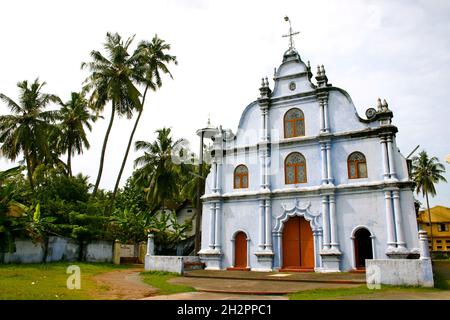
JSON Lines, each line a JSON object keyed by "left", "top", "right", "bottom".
{"left": 198, "top": 27, "right": 420, "bottom": 273}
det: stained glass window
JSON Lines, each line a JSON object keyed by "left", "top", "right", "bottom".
{"left": 285, "top": 152, "right": 307, "bottom": 184}
{"left": 284, "top": 108, "right": 305, "bottom": 138}
{"left": 234, "top": 165, "right": 249, "bottom": 188}
{"left": 348, "top": 152, "right": 368, "bottom": 179}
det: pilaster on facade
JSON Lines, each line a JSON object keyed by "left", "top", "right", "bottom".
{"left": 212, "top": 130, "right": 224, "bottom": 195}
{"left": 383, "top": 186, "right": 410, "bottom": 258}
{"left": 319, "top": 190, "right": 341, "bottom": 272}
{"left": 316, "top": 89, "right": 330, "bottom": 134}
{"left": 318, "top": 136, "right": 334, "bottom": 186}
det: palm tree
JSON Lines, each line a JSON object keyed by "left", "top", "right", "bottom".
{"left": 134, "top": 128, "right": 180, "bottom": 213}
{"left": 81, "top": 32, "right": 142, "bottom": 196}
{"left": 411, "top": 150, "right": 447, "bottom": 249}
{"left": 111, "top": 35, "right": 177, "bottom": 209}
{"left": 57, "top": 92, "right": 98, "bottom": 176}
{"left": 0, "top": 79, "right": 60, "bottom": 190}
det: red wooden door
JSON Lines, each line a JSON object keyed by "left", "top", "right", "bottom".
{"left": 282, "top": 217, "right": 301, "bottom": 268}
{"left": 234, "top": 232, "right": 247, "bottom": 268}
{"left": 282, "top": 217, "right": 314, "bottom": 270}
{"left": 299, "top": 218, "right": 314, "bottom": 269}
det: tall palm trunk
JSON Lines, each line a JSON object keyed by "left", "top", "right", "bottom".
{"left": 426, "top": 191, "right": 434, "bottom": 252}
{"left": 92, "top": 102, "right": 116, "bottom": 197}
{"left": 24, "top": 149, "right": 35, "bottom": 191}
{"left": 67, "top": 140, "right": 73, "bottom": 177}
{"left": 109, "top": 86, "right": 149, "bottom": 212}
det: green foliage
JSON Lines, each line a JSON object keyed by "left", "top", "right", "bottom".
{"left": 411, "top": 150, "right": 447, "bottom": 197}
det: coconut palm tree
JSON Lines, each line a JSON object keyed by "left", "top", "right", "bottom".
{"left": 56, "top": 92, "right": 99, "bottom": 176}
{"left": 134, "top": 128, "right": 180, "bottom": 213}
{"left": 110, "top": 35, "right": 177, "bottom": 209}
{"left": 81, "top": 32, "right": 142, "bottom": 196}
{"left": 411, "top": 150, "right": 447, "bottom": 249}
{"left": 0, "top": 79, "right": 60, "bottom": 190}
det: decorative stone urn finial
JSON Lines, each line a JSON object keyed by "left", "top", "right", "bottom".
{"left": 377, "top": 98, "right": 383, "bottom": 110}
{"left": 382, "top": 99, "right": 389, "bottom": 111}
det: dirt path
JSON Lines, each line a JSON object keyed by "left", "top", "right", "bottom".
{"left": 92, "top": 268, "right": 157, "bottom": 300}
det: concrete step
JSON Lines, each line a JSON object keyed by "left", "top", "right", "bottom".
{"left": 183, "top": 261, "right": 206, "bottom": 271}
{"left": 183, "top": 270, "right": 366, "bottom": 284}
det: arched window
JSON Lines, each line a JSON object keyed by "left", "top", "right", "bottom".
{"left": 284, "top": 108, "right": 305, "bottom": 138}
{"left": 285, "top": 152, "right": 307, "bottom": 184}
{"left": 348, "top": 152, "right": 368, "bottom": 179}
{"left": 234, "top": 165, "right": 248, "bottom": 189}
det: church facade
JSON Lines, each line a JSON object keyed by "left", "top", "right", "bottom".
{"left": 198, "top": 42, "right": 420, "bottom": 272}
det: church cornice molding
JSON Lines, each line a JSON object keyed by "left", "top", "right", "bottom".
{"left": 223, "top": 126, "right": 399, "bottom": 155}
{"left": 201, "top": 180, "right": 414, "bottom": 202}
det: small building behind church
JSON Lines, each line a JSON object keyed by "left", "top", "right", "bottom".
{"left": 417, "top": 205, "right": 450, "bottom": 253}
{"left": 197, "top": 28, "right": 421, "bottom": 273}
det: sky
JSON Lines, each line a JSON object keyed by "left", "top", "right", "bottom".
{"left": 0, "top": 0, "right": 449, "bottom": 208}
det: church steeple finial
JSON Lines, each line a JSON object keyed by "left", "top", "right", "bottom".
{"left": 282, "top": 16, "right": 300, "bottom": 50}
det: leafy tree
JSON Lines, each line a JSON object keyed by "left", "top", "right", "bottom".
{"left": 111, "top": 35, "right": 177, "bottom": 209}
{"left": 0, "top": 79, "right": 60, "bottom": 190}
{"left": 0, "top": 167, "right": 28, "bottom": 260}
{"left": 411, "top": 150, "right": 447, "bottom": 247}
{"left": 81, "top": 32, "right": 142, "bottom": 196}
{"left": 56, "top": 92, "right": 99, "bottom": 176}
{"left": 134, "top": 128, "right": 181, "bottom": 212}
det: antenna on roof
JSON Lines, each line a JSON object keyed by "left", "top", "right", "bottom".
{"left": 406, "top": 145, "right": 420, "bottom": 159}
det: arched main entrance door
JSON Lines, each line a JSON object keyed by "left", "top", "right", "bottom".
{"left": 354, "top": 228, "right": 373, "bottom": 270}
{"left": 234, "top": 232, "right": 247, "bottom": 269}
{"left": 282, "top": 216, "right": 314, "bottom": 271}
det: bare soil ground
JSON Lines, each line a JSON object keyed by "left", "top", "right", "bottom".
{"left": 92, "top": 268, "right": 157, "bottom": 300}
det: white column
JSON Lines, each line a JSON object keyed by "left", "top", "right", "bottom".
{"left": 418, "top": 230, "right": 431, "bottom": 260}
{"left": 246, "top": 238, "right": 251, "bottom": 268}
{"left": 214, "top": 202, "right": 222, "bottom": 251}
{"left": 313, "top": 230, "right": 321, "bottom": 269}
{"left": 259, "top": 151, "right": 265, "bottom": 189}
{"left": 319, "top": 100, "right": 325, "bottom": 133}
{"left": 264, "top": 108, "right": 269, "bottom": 141}
{"left": 392, "top": 190, "right": 406, "bottom": 249}
{"left": 263, "top": 148, "right": 269, "bottom": 189}
{"left": 264, "top": 199, "right": 272, "bottom": 251}
{"left": 211, "top": 160, "right": 217, "bottom": 193}
{"left": 147, "top": 234, "right": 155, "bottom": 256}
{"left": 380, "top": 136, "right": 390, "bottom": 179}
{"left": 216, "top": 156, "right": 222, "bottom": 194}
{"left": 329, "top": 194, "right": 339, "bottom": 250}
{"left": 384, "top": 191, "right": 396, "bottom": 250}
{"left": 350, "top": 236, "right": 356, "bottom": 269}
{"left": 370, "top": 235, "right": 376, "bottom": 259}
{"left": 258, "top": 200, "right": 265, "bottom": 250}
{"left": 209, "top": 203, "right": 216, "bottom": 250}
{"left": 320, "top": 143, "right": 328, "bottom": 184}
{"left": 275, "top": 233, "right": 282, "bottom": 268}
{"left": 323, "top": 100, "right": 330, "bottom": 132}
{"left": 326, "top": 142, "right": 333, "bottom": 184}
{"left": 260, "top": 107, "right": 266, "bottom": 140}
{"left": 386, "top": 136, "right": 397, "bottom": 180}
{"left": 321, "top": 196, "right": 330, "bottom": 250}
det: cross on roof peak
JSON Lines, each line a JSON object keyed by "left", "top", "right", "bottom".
{"left": 282, "top": 16, "right": 300, "bottom": 50}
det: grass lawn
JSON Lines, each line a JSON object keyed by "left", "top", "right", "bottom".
{"left": 290, "top": 260, "right": 450, "bottom": 300}
{"left": 288, "top": 285, "right": 442, "bottom": 300}
{"left": 140, "top": 271, "right": 195, "bottom": 295}
{"left": 0, "top": 262, "right": 130, "bottom": 300}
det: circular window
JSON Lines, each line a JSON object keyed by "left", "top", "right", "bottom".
{"left": 289, "top": 82, "right": 296, "bottom": 91}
